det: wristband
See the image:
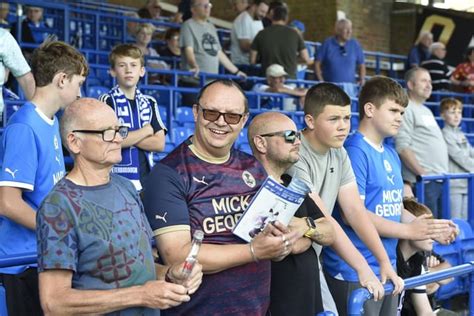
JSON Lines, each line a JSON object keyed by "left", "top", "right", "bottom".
{"left": 249, "top": 240, "right": 259, "bottom": 262}
{"left": 233, "top": 69, "right": 240, "bottom": 75}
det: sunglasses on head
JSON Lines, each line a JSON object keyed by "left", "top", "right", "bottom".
{"left": 197, "top": 103, "right": 245, "bottom": 125}
{"left": 339, "top": 45, "right": 347, "bottom": 56}
{"left": 259, "top": 130, "right": 301, "bottom": 144}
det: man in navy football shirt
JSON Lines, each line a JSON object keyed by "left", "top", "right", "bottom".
{"left": 143, "top": 79, "right": 298, "bottom": 315}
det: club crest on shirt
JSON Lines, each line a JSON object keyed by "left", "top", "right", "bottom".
{"left": 383, "top": 160, "right": 392, "bottom": 173}
{"left": 242, "top": 171, "right": 256, "bottom": 188}
{"left": 54, "top": 135, "right": 59, "bottom": 150}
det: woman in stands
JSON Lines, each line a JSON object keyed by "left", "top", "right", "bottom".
{"left": 158, "top": 28, "right": 181, "bottom": 68}
{"left": 134, "top": 23, "right": 169, "bottom": 84}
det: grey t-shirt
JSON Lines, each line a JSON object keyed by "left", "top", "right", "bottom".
{"left": 394, "top": 100, "right": 449, "bottom": 183}
{"left": 287, "top": 132, "right": 355, "bottom": 215}
{"left": 180, "top": 18, "right": 221, "bottom": 74}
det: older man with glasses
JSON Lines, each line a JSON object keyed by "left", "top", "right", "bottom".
{"left": 36, "top": 98, "right": 203, "bottom": 315}
{"left": 143, "top": 79, "right": 298, "bottom": 315}
{"left": 248, "top": 111, "right": 335, "bottom": 316}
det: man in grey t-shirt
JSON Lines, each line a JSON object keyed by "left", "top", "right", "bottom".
{"left": 180, "top": 0, "right": 246, "bottom": 77}
{"left": 394, "top": 67, "right": 449, "bottom": 218}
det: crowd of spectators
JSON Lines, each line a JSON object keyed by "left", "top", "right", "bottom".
{"left": 0, "top": 0, "right": 473, "bottom": 316}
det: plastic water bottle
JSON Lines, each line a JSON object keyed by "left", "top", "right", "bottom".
{"left": 287, "top": 177, "right": 311, "bottom": 195}
{"left": 181, "top": 230, "right": 204, "bottom": 278}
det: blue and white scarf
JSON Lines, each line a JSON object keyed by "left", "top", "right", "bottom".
{"left": 108, "top": 85, "right": 154, "bottom": 191}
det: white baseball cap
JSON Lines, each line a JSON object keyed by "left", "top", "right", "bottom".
{"left": 266, "top": 64, "right": 288, "bottom": 77}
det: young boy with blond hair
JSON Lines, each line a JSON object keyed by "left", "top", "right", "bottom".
{"left": 99, "top": 44, "right": 166, "bottom": 191}
{"left": 440, "top": 98, "right": 474, "bottom": 219}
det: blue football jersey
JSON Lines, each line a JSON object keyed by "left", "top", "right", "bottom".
{"left": 0, "top": 102, "right": 65, "bottom": 273}
{"left": 323, "top": 131, "right": 403, "bottom": 281}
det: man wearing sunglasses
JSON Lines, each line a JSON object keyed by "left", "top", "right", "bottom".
{"left": 249, "top": 111, "right": 336, "bottom": 316}
{"left": 143, "top": 79, "right": 298, "bottom": 315}
{"left": 37, "top": 98, "right": 203, "bottom": 315}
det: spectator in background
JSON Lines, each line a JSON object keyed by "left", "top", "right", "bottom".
{"left": 395, "top": 67, "right": 449, "bottom": 218}
{"left": 232, "top": 0, "right": 249, "bottom": 14}
{"left": 37, "top": 98, "right": 202, "bottom": 315}
{"left": 0, "top": 2, "right": 9, "bottom": 29}
{"left": 142, "top": 79, "right": 298, "bottom": 315}
{"left": 0, "top": 40, "right": 88, "bottom": 316}
{"left": 138, "top": 0, "right": 162, "bottom": 19}
{"left": 441, "top": 98, "right": 474, "bottom": 219}
{"left": 11, "top": 6, "right": 51, "bottom": 53}
{"left": 249, "top": 111, "right": 336, "bottom": 316}
{"left": 124, "top": 11, "right": 140, "bottom": 39}
{"left": 253, "top": 64, "right": 307, "bottom": 111}
{"left": 134, "top": 23, "right": 169, "bottom": 84}
{"left": 175, "top": 0, "right": 192, "bottom": 23}
{"left": 451, "top": 46, "right": 474, "bottom": 94}
{"left": 230, "top": 0, "right": 268, "bottom": 66}
{"left": 99, "top": 44, "right": 166, "bottom": 191}
{"left": 179, "top": 0, "right": 245, "bottom": 105}
{"left": 421, "top": 42, "right": 451, "bottom": 91}
{"left": 159, "top": 28, "right": 181, "bottom": 61}
{"left": 406, "top": 31, "right": 433, "bottom": 69}
{"left": 0, "top": 28, "right": 35, "bottom": 125}
{"left": 262, "top": 1, "right": 286, "bottom": 28}
{"left": 250, "top": 5, "right": 311, "bottom": 79}
{"left": 314, "top": 18, "right": 366, "bottom": 85}
{"left": 290, "top": 19, "right": 315, "bottom": 80}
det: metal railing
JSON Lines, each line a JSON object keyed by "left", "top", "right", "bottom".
{"left": 348, "top": 262, "right": 474, "bottom": 316}
{"left": 416, "top": 173, "right": 474, "bottom": 224}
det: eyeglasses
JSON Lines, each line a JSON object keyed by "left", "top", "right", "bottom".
{"left": 259, "top": 130, "right": 301, "bottom": 144}
{"left": 72, "top": 126, "right": 129, "bottom": 142}
{"left": 339, "top": 45, "right": 347, "bottom": 56}
{"left": 197, "top": 104, "right": 245, "bottom": 125}
{"left": 194, "top": 2, "right": 212, "bottom": 9}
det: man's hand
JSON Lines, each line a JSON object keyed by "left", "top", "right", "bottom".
{"left": 251, "top": 221, "right": 299, "bottom": 261}
{"left": 356, "top": 266, "right": 385, "bottom": 301}
{"left": 189, "top": 65, "right": 200, "bottom": 77}
{"left": 407, "top": 214, "right": 453, "bottom": 241}
{"left": 434, "top": 221, "right": 459, "bottom": 245}
{"left": 289, "top": 216, "right": 307, "bottom": 237}
{"left": 142, "top": 280, "right": 190, "bottom": 309}
{"left": 167, "top": 261, "right": 203, "bottom": 295}
{"left": 379, "top": 261, "right": 404, "bottom": 295}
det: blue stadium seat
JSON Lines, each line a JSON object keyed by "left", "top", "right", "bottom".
{"left": 237, "top": 128, "right": 248, "bottom": 146}
{"left": 239, "top": 143, "right": 252, "bottom": 155}
{"left": 433, "top": 241, "right": 464, "bottom": 300}
{"left": 87, "top": 85, "right": 109, "bottom": 99}
{"left": 175, "top": 107, "right": 195, "bottom": 128}
{"left": 171, "top": 127, "right": 193, "bottom": 144}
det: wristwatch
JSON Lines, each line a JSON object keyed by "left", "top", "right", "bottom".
{"left": 304, "top": 217, "right": 317, "bottom": 238}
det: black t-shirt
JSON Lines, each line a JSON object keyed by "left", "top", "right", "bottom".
{"left": 270, "top": 174, "right": 325, "bottom": 316}
{"left": 396, "top": 243, "right": 427, "bottom": 316}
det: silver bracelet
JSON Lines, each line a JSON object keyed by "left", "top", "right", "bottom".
{"left": 249, "top": 240, "right": 259, "bottom": 262}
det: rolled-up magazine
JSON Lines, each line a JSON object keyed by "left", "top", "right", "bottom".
{"left": 232, "top": 176, "right": 309, "bottom": 242}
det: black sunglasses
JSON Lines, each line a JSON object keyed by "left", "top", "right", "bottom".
{"left": 197, "top": 103, "right": 246, "bottom": 125}
{"left": 72, "top": 126, "right": 129, "bottom": 142}
{"left": 339, "top": 45, "right": 347, "bottom": 56}
{"left": 259, "top": 130, "right": 301, "bottom": 144}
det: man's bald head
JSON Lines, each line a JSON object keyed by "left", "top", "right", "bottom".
{"left": 60, "top": 98, "right": 116, "bottom": 151}
{"left": 248, "top": 111, "right": 294, "bottom": 152}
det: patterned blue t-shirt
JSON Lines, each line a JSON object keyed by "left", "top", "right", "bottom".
{"left": 143, "top": 138, "right": 269, "bottom": 316}
{"left": 323, "top": 132, "right": 403, "bottom": 281}
{"left": 0, "top": 102, "right": 65, "bottom": 274}
{"left": 37, "top": 174, "right": 157, "bottom": 316}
